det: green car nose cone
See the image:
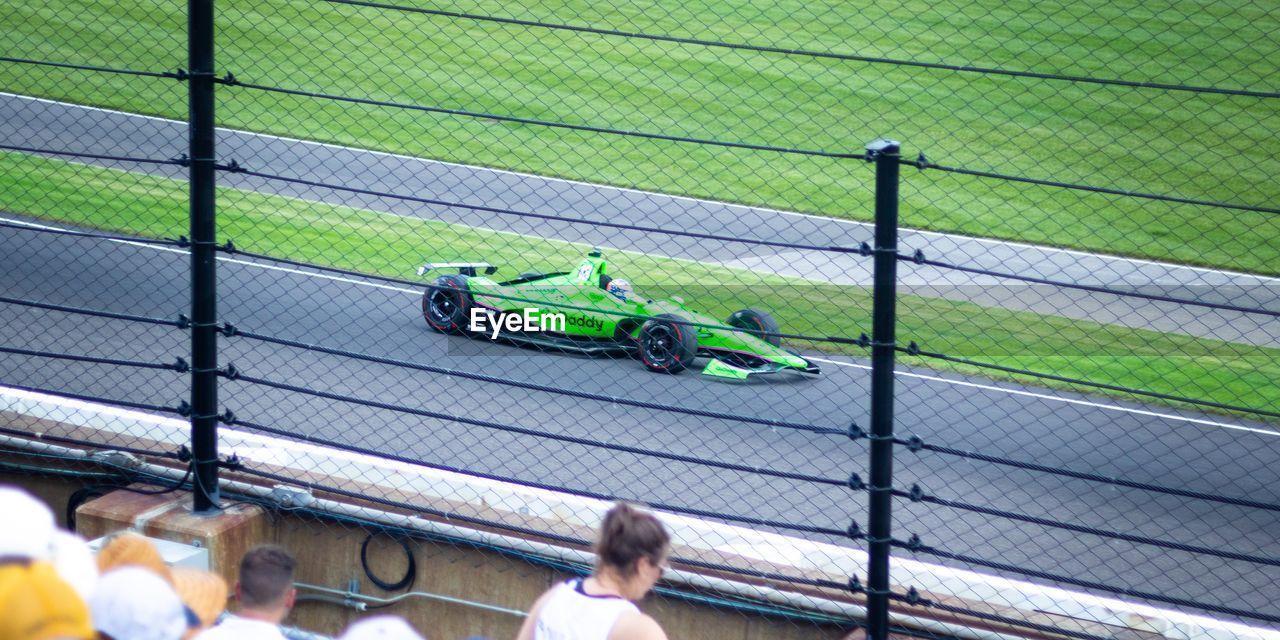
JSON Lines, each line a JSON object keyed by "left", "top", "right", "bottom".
{"left": 702, "top": 358, "right": 752, "bottom": 380}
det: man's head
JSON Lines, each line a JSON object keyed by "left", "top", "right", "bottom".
{"left": 235, "top": 545, "right": 296, "bottom": 621}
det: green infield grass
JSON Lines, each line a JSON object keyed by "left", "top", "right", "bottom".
{"left": 3, "top": 151, "right": 1275, "bottom": 420}
{"left": 1, "top": 0, "right": 1277, "bottom": 275}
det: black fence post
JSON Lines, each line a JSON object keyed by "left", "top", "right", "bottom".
{"left": 189, "top": 0, "right": 219, "bottom": 513}
{"left": 865, "top": 138, "right": 901, "bottom": 640}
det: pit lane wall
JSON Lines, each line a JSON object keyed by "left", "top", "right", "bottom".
{"left": 1, "top": 384, "right": 1275, "bottom": 640}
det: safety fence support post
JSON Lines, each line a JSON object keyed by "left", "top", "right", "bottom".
{"left": 189, "top": 0, "right": 219, "bottom": 513}
{"left": 865, "top": 138, "right": 901, "bottom": 640}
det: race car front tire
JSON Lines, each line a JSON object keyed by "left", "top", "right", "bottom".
{"left": 422, "top": 274, "right": 473, "bottom": 334}
{"left": 639, "top": 314, "right": 698, "bottom": 373}
{"left": 727, "top": 308, "right": 781, "bottom": 346}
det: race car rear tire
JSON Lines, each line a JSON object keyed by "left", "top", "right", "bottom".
{"left": 639, "top": 314, "right": 698, "bottom": 374}
{"left": 727, "top": 308, "right": 781, "bottom": 346}
{"left": 422, "top": 274, "right": 473, "bottom": 334}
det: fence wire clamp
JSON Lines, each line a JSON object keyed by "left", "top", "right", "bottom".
{"left": 216, "top": 71, "right": 239, "bottom": 86}
{"left": 171, "top": 357, "right": 190, "bottom": 373}
{"left": 847, "top": 473, "right": 867, "bottom": 491}
{"left": 856, "top": 333, "right": 871, "bottom": 348}
{"left": 219, "top": 364, "right": 240, "bottom": 381}
{"left": 173, "top": 68, "right": 189, "bottom": 81}
{"left": 219, "top": 239, "right": 237, "bottom": 253}
{"left": 847, "top": 423, "right": 866, "bottom": 441}
{"left": 176, "top": 401, "right": 192, "bottom": 417}
{"left": 219, "top": 323, "right": 237, "bottom": 337}
{"left": 176, "top": 314, "right": 191, "bottom": 329}
{"left": 912, "top": 249, "right": 926, "bottom": 264}
{"left": 216, "top": 159, "right": 244, "bottom": 173}
{"left": 908, "top": 484, "right": 925, "bottom": 501}
{"left": 906, "top": 341, "right": 921, "bottom": 356}
{"left": 905, "top": 586, "right": 924, "bottom": 605}
{"left": 176, "top": 444, "right": 192, "bottom": 463}
{"left": 846, "top": 521, "right": 864, "bottom": 540}
{"left": 906, "top": 436, "right": 924, "bottom": 452}
{"left": 906, "top": 534, "right": 924, "bottom": 551}
{"left": 172, "top": 235, "right": 191, "bottom": 248}
{"left": 219, "top": 410, "right": 236, "bottom": 425}
{"left": 220, "top": 452, "right": 243, "bottom": 469}
{"left": 847, "top": 575, "right": 864, "bottom": 594}
{"left": 914, "top": 152, "right": 930, "bottom": 170}
{"left": 171, "top": 154, "right": 190, "bottom": 167}
{"left": 858, "top": 241, "right": 872, "bottom": 257}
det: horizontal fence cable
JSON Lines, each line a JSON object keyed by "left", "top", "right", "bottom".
{"left": 221, "top": 166, "right": 866, "bottom": 254}
{"left": 0, "top": 219, "right": 190, "bottom": 247}
{"left": 915, "top": 158, "right": 1280, "bottom": 216}
{"left": 220, "top": 246, "right": 871, "bottom": 346}
{"left": 233, "top": 329, "right": 844, "bottom": 435}
{"left": 907, "top": 542, "right": 1280, "bottom": 625}
{"left": 0, "top": 143, "right": 190, "bottom": 167}
{"left": 317, "top": 0, "right": 1280, "bottom": 100}
{"left": 232, "top": 417, "right": 848, "bottom": 538}
{"left": 226, "top": 80, "right": 863, "bottom": 159}
{"left": 900, "top": 594, "right": 1140, "bottom": 640}
{"left": 0, "top": 56, "right": 182, "bottom": 80}
{"left": 892, "top": 435, "right": 1280, "bottom": 513}
{"left": 0, "top": 380, "right": 185, "bottom": 416}
{"left": 0, "top": 346, "right": 187, "bottom": 373}
{"left": 232, "top": 373, "right": 847, "bottom": 486}
{"left": 0, "top": 295, "right": 183, "bottom": 328}
{"left": 906, "top": 345, "right": 1280, "bottom": 420}
{"left": 900, "top": 253, "right": 1280, "bottom": 318}
{"left": 892, "top": 487, "right": 1280, "bottom": 568}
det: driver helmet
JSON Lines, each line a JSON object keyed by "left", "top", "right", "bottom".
{"left": 606, "top": 279, "right": 634, "bottom": 302}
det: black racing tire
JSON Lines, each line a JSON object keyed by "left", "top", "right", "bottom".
{"left": 422, "top": 274, "right": 473, "bottom": 334}
{"left": 639, "top": 314, "right": 698, "bottom": 374}
{"left": 727, "top": 308, "right": 781, "bottom": 346}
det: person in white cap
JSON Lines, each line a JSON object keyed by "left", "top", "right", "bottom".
{"left": 0, "top": 486, "right": 56, "bottom": 561}
{"left": 0, "top": 485, "right": 98, "bottom": 601}
{"left": 90, "top": 566, "right": 189, "bottom": 640}
{"left": 338, "top": 615, "right": 425, "bottom": 640}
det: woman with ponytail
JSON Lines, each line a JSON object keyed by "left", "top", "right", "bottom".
{"left": 515, "top": 503, "right": 671, "bottom": 640}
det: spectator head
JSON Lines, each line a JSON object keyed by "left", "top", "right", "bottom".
{"left": 593, "top": 503, "right": 670, "bottom": 584}
{"left": 90, "top": 567, "right": 188, "bottom": 640}
{"left": 338, "top": 615, "right": 426, "bottom": 640}
{"left": 236, "top": 545, "right": 297, "bottom": 617}
{"left": 0, "top": 486, "right": 56, "bottom": 562}
{"left": 0, "top": 559, "right": 94, "bottom": 640}
{"left": 96, "top": 532, "right": 173, "bottom": 582}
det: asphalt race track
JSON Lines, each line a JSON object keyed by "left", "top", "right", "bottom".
{"left": 2, "top": 224, "right": 1277, "bottom": 623}
{"left": 3, "top": 93, "right": 1278, "bottom": 348}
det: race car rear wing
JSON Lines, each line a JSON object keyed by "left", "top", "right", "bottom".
{"left": 417, "top": 262, "right": 498, "bottom": 277}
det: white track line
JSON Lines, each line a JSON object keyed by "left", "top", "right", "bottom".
{"left": 4, "top": 215, "right": 1271, "bottom": 437}
{"left": 5, "top": 91, "right": 1278, "bottom": 284}
{"left": 807, "top": 356, "right": 1278, "bottom": 436}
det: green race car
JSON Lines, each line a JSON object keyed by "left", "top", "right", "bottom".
{"left": 418, "top": 250, "right": 820, "bottom": 378}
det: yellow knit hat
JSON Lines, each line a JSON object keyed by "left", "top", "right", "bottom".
{"left": 0, "top": 560, "right": 95, "bottom": 640}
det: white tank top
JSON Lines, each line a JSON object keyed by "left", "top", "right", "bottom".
{"left": 534, "top": 577, "right": 640, "bottom": 640}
